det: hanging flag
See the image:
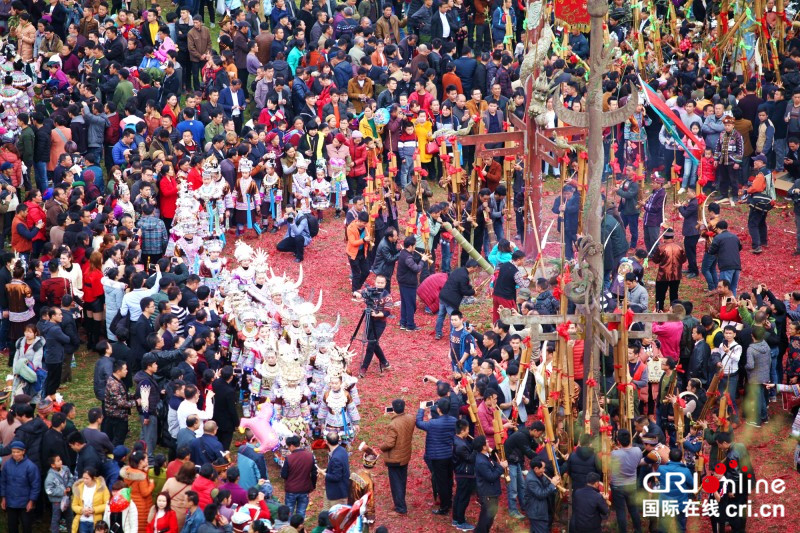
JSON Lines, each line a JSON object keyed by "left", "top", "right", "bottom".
{"left": 554, "top": 0, "right": 590, "bottom": 31}
{"left": 638, "top": 76, "right": 701, "bottom": 164}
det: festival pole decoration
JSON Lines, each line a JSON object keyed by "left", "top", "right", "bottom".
{"left": 492, "top": 409, "right": 512, "bottom": 482}
{"left": 576, "top": 149, "right": 588, "bottom": 234}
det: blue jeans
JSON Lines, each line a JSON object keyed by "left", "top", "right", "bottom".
{"left": 140, "top": 415, "right": 157, "bottom": 460}
{"left": 435, "top": 300, "right": 455, "bottom": 338}
{"left": 440, "top": 238, "right": 452, "bottom": 273}
{"left": 399, "top": 285, "right": 417, "bottom": 328}
{"left": 398, "top": 156, "right": 413, "bottom": 189}
{"left": 701, "top": 253, "right": 718, "bottom": 290}
{"left": 52, "top": 502, "right": 74, "bottom": 533}
{"left": 681, "top": 158, "right": 697, "bottom": 189}
{"left": 774, "top": 138, "right": 788, "bottom": 171}
{"left": 78, "top": 521, "right": 95, "bottom": 533}
{"left": 285, "top": 492, "right": 309, "bottom": 518}
{"left": 718, "top": 269, "right": 740, "bottom": 296}
{"left": 507, "top": 463, "right": 525, "bottom": 514}
{"left": 746, "top": 383, "right": 768, "bottom": 423}
{"left": 720, "top": 373, "right": 739, "bottom": 423}
{"left": 86, "top": 146, "right": 102, "bottom": 167}
{"left": 34, "top": 161, "right": 48, "bottom": 192}
{"left": 621, "top": 213, "right": 639, "bottom": 249}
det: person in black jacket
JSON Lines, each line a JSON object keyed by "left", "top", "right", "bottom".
{"left": 491, "top": 250, "right": 528, "bottom": 323}
{"left": 211, "top": 366, "right": 240, "bottom": 450}
{"left": 565, "top": 434, "right": 601, "bottom": 492}
{"left": 504, "top": 421, "right": 544, "bottom": 519}
{"left": 569, "top": 472, "right": 610, "bottom": 532}
{"left": 707, "top": 220, "right": 742, "bottom": 296}
{"left": 0, "top": 404, "right": 48, "bottom": 471}
{"left": 59, "top": 295, "right": 81, "bottom": 384}
{"left": 689, "top": 325, "right": 712, "bottom": 386}
{"left": 67, "top": 431, "right": 103, "bottom": 477}
{"left": 452, "top": 419, "right": 476, "bottom": 531}
{"left": 370, "top": 228, "right": 401, "bottom": 293}
{"left": 40, "top": 306, "right": 73, "bottom": 398}
{"left": 678, "top": 188, "right": 700, "bottom": 277}
{"left": 473, "top": 435, "right": 507, "bottom": 533}
{"left": 354, "top": 275, "right": 393, "bottom": 377}
{"left": 41, "top": 413, "right": 72, "bottom": 472}
{"left": 129, "top": 298, "right": 156, "bottom": 375}
{"left": 436, "top": 260, "right": 478, "bottom": 340}
{"left": 396, "top": 235, "right": 429, "bottom": 332}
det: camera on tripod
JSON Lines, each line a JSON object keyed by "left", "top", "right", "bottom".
{"left": 361, "top": 286, "right": 383, "bottom": 312}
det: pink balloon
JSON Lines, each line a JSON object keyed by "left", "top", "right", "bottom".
{"left": 238, "top": 402, "right": 280, "bottom": 452}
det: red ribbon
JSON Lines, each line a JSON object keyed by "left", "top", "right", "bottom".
{"left": 675, "top": 364, "right": 685, "bottom": 374}
{"left": 585, "top": 378, "right": 597, "bottom": 388}
{"left": 556, "top": 321, "right": 571, "bottom": 342}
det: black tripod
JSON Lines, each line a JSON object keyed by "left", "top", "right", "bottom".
{"left": 348, "top": 306, "right": 389, "bottom": 375}
{"left": 346, "top": 306, "right": 374, "bottom": 356}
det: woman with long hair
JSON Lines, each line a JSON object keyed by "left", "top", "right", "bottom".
{"left": 82, "top": 251, "right": 105, "bottom": 351}
{"left": 158, "top": 165, "right": 179, "bottom": 231}
{"left": 161, "top": 93, "right": 181, "bottom": 127}
{"left": 147, "top": 491, "right": 178, "bottom": 533}
{"left": 161, "top": 461, "right": 196, "bottom": 529}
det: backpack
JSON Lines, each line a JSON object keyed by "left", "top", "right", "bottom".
{"left": 302, "top": 213, "right": 319, "bottom": 237}
{"left": 110, "top": 310, "right": 131, "bottom": 340}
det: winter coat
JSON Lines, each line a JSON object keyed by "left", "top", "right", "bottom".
{"left": 378, "top": 412, "right": 416, "bottom": 466}
{"left": 237, "top": 444, "right": 267, "bottom": 491}
{"left": 570, "top": 485, "right": 610, "bottom": 531}
{"left": 746, "top": 340, "right": 771, "bottom": 384}
{"left": 12, "top": 336, "right": 44, "bottom": 399}
{"left": 190, "top": 475, "right": 217, "bottom": 510}
{"left": 162, "top": 478, "right": 191, "bottom": 529}
{"left": 565, "top": 446, "right": 601, "bottom": 491}
{"left": 44, "top": 467, "right": 76, "bottom": 503}
{"left": 651, "top": 241, "right": 686, "bottom": 282}
{"left": 415, "top": 409, "right": 456, "bottom": 460}
{"left": 4, "top": 416, "right": 48, "bottom": 471}
{"left": 396, "top": 249, "right": 423, "bottom": 288}
{"left": 280, "top": 448, "right": 316, "bottom": 494}
{"left": 0, "top": 148, "right": 22, "bottom": 187}
{"left": 0, "top": 455, "right": 40, "bottom": 508}
{"left": 39, "top": 319, "right": 72, "bottom": 365}
{"left": 134, "top": 370, "right": 161, "bottom": 418}
{"left": 120, "top": 466, "right": 154, "bottom": 533}
{"left": 689, "top": 341, "right": 712, "bottom": 386}
{"left": 475, "top": 452, "right": 504, "bottom": 497}
{"left": 417, "top": 272, "right": 448, "bottom": 314}
{"left": 324, "top": 445, "right": 350, "bottom": 501}
{"left": 71, "top": 478, "right": 110, "bottom": 533}
{"left": 707, "top": 230, "right": 742, "bottom": 271}
{"left": 602, "top": 213, "right": 629, "bottom": 271}
{"left": 523, "top": 472, "right": 557, "bottom": 520}
{"left": 371, "top": 237, "right": 401, "bottom": 279}
{"left": 146, "top": 508, "right": 178, "bottom": 533}
{"left": 438, "top": 267, "right": 474, "bottom": 309}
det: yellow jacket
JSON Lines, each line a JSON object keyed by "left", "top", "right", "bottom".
{"left": 414, "top": 120, "right": 433, "bottom": 164}
{"left": 71, "top": 478, "right": 110, "bottom": 533}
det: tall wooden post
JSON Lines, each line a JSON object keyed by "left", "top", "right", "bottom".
{"left": 553, "top": 0, "right": 639, "bottom": 432}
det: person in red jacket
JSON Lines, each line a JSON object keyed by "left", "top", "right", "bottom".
{"left": 348, "top": 130, "right": 368, "bottom": 196}
{"left": 158, "top": 165, "right": 179, "bottom": 230}
{"left": 147, "top": 491, "right": 179, "bottom": 533}
{"left": 10, "top": 203, "right": 41, "bottom": 264}
{"left": 82, "top": 251, "right": 105, "bottom": 352}
{"left": 23, "top": 189, "right": 47, "bottom": 257}
{"left": 0, "top": 144, "right": 23, "bottom": 187}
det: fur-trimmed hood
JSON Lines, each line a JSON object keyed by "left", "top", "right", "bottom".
{"left": 119, "top": 465, "right": 148, "bottom": 482}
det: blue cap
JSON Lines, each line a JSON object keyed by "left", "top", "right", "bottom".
{"left": 113, "top": 445, "right": 129, "bottom": 460}
{"left": 10, "top": 440, "right": 25, "bottom": 450}
{"left": 42, "top": 188, "right": 53, "bottom": 201}
{"left": 0, "top": 162, "right": 13, "bottom": 171}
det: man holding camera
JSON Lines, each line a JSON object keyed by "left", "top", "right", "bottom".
{"left": 276, "top": 205, "right": 313, "bottom": 263}
{"left": 354, "top": 274, "right": 392, "bottom": 378}
{"left": 379, "top": 399, "right": 416, "bottom": 517}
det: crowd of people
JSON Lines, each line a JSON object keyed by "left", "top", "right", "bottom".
{"left": 0, "top": 0, "right": 796, "bottom": 532}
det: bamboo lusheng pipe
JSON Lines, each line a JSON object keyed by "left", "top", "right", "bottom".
{"left": 717, "top": 394, "right": 729, "bottom": 462}
{"left": 717, "top": 13, "right": 752, "bottom": 53}
{"left": 778, "top": 0, "right": 786, "bottom": 54}
{"left": 698, "top": 370, "right": 724, "bottom": 422}
{"left": 463, "top": 377, "right": 484, "bottom": 434}
{"left": 541, "top": 404, "right": 561, "bottom": 475}
{"left": 492, "top": 409, "right": 512, "bottom": 482}
{"left": 632, "top": 6, "right": 645, "bottom": 71}
{"left": 441, "top": 221, "right": 494, "bottom": 274}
